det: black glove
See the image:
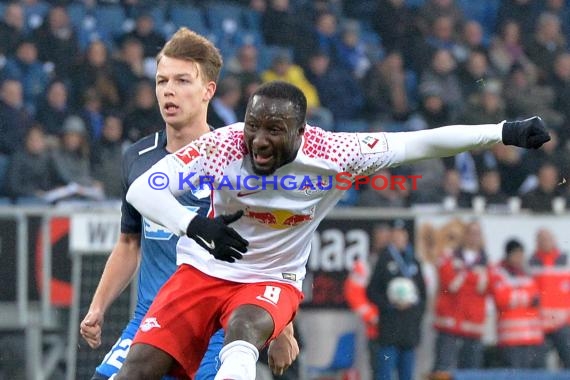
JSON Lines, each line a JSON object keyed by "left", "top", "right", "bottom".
{"left": 186, "top": 210, "right": 248, "bottom": 263}
{"left": 502, "top": 116, "right": 551, "bottom": 149}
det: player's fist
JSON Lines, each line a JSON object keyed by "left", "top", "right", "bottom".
{"left": 80, "top": 310, "right": 104, "bottom": 349}
{"left": 502, "top": 116, "right": 551, "bottom": 149}
{"left": 186, "top": 210, "right": 249, "bottom": 263}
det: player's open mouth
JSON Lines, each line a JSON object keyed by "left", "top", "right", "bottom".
{"left": 164, "top": 102, "right": 179, "bottom": 114}
{"left": 253, "top": 153, "right": 273, "bottom": 166}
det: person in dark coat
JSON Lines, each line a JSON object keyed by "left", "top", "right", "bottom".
{"left": 367, "top": 220, "right": 427, "bottom": 380}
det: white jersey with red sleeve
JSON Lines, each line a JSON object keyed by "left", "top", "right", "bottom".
{"left": 126, "top": 122, "right": 503, "bottom": 290}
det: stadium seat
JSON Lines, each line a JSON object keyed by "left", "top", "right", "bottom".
{"left": 241, "top": 8, "right": 262, "bottom": 32}
{"left": 23, "top": 0, "right": 50, "bottom": 32}
{"left": 168, "top": 5, "right": 209, "bottom": 35}
{"left": 66, "top": 2, "right": 88, "bottom": 30}
{"left": 205, "top": 3, "right": 245, "bottom": 35}
{"left": 94, "top": 4, "right": 127, "bottom": 38}
{"left": 306, "top": 331, "right": 357, "bottom": 379}
{"left": 457, "top": 0, "right": 499, "bottom": 37}
{"left": 405, "top": 0, "right": 426, "bottom": 9}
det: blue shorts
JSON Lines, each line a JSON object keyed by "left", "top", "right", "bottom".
{"left": 94, "top": 316, "right": 224, "bottom": 379}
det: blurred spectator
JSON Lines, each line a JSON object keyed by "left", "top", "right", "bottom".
{"left": 529, "top": 228, "right": 570, "bottom": 367}
{"left": 405, "top": 157, "right": 446, "bottom": 205}
{"left": 550, "top": 52, "right": 570, "bottom": 140}
{"left": 70, "top": 40, "right": 121, "bottom": 110}
{"left": 91, "top": 114, "right": 126, "bottom": 199}
{"left": 357, "top": 168, "right": 410, "bottom": 207}
{"left": 407, "top": 83, "right": 453, "bottom": 131}
{"left": 305, "top": 50, "right": 364, "bottom": 125}
{"left": 526, "top": 12, "right": 567, "bottom": 81}
{"left": 79, "top": 88, "right": 105, "bottom": 143}
{"left": 261, "top": 50, "right": 333, "bottom": 130}
{"left": 118, "top": 12, "right": 165, "bottom": 59}
{"left": 418, "top": 0, "right": 464, "bottom": 35}
{"left": 457, "top": 50, "right": 497, "bottom": 103}
{"left": 460, "top": 80, "right": 506, "bottom": 124}
{"left": 207, "top": 75, "right": 241, "bottom": 129}
{"left": 111, "top": 37, "right": 148, "bottom": 105}
{"left": 235, "top": 72, "right": 262, "bottom": 120}
{"left": 362, "top": 51, "right": 409, "bottom": 122}
{"left": 426, "top": 15, "right": 461, "bottom": 56}
{"left": 438, "top": 169, "right": 472, "bottom": 208}
{"left": 0, "top": 78, "right": 33, "bottom": 155}
{"left": 521, "top": 161, "right": 564, "bottom": 212}
{"left": 491, "top": 239, "right": 545, "bottom": 368}
{"left": 492, "top": 144, "right": 530, "bottom": 196}
{"left": 3, "top": 38, "right": 51, "bottom": 113}
{"left": 522, "top": 128, "right": 570, "bottom": 181}
{"left": 540, "top": 0, "right": 570, "bottom": 42}
{"left": 432, "top": 221, "right": 489, "bottom": 373}
{"left": 372, "top": 0, "right": 417, "bottom": 55}
{"left": 367, "top": 219, "right": 426, "bottom": 380}
{"left": 307, "top": 11, "right": 341, "bottom": 67}
{"left": 261, "top": 0, "right": 299, "bottom": 48}
{"left": 344, "top": 223, "right": 390, "bottom": 380}
{"left": 496, "top": 0, "right": 539, "bottom": 39}
{"left": 51, "top": 115, "right": 101, "bottom": 190}
{"left": 0, "top": 2, "right": 26, "bottom": 57}
{"left": 5, "top": 124, "right": 57, "bottom": 199}
{"left": 227, "top": 44, "right": 260, "bottom": 78}
{"left": 489, "top": 20, "right": 534, "bottom": 76}
{"left": 122, "top": 79, "right": 162, "bottom": 142}
{"left": 503, "top": 63, "right": 564, "bottom": 129}
{"left": 35, "top": 79, "right": 73, "bottom": 137}
{"left": 32, "top": 5, "right": 80, "bottom": 78}
{"left": 459, "top": 20, "right": 487, "bottom": 53}
{"left": 477, "top": 169, "right": 509, "bottom": 208}
{"left": 334, "top": 20, "right": 371, "bottom": 79}
{"left": 419, "top": 49, "right": 464, "bottom": 118}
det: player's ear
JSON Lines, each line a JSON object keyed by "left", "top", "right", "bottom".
{"left": 297, "top": 123, "right": 306, "bottom": 136}
{"left": 204, "top": 81, "right": 216, "bottom": 102}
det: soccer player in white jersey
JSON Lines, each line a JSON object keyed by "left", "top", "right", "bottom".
{"left": 117, "top": 81, "right": 550, "bottom": 380}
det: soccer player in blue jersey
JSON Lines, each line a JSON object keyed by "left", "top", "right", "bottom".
{"left": 79, "top": 28, "right": 298, "bottom": 379}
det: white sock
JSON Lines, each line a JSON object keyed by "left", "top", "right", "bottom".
{"left": 214, "top": 340, "right": 259, "bottom": 380}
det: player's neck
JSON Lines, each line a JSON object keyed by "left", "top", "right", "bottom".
{"left": 165, "top": 121, "right": 210, "bottom": 152}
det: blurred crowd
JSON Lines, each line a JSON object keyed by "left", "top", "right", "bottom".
{"left": 0, "top": 0, "right": 569, "bottom": 210}
{"left": 346, "top": 219, "right": 570, "bottom": 379}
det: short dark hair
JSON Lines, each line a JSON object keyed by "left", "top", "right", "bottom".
{"left": 505, "top": 239, "right": 523, "bottom": 256}
{"left": 248, "top": 81, "right": 307, "bottom": 127}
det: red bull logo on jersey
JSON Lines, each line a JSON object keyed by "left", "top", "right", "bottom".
{"left": 245, "top": 206, "right": 315, "bottom": 229}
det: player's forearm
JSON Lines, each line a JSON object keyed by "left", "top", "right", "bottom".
{"left": 126, "top": 158, "right": 196, "bottom": 236}
{"left": 89, "top": 234, "right": 140, "bottom": 313}
{"left": 388, "top": 122, "right": 504, "bottom": 165}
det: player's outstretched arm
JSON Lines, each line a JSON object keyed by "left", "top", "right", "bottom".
{"left": 80, "top": 233, "right": 140, "bottom": 349}
{"left": 126, "top": 151, "right": 248, "bottom": 262}
{"left": 268, "top": 322, "right": 299, "bottom": 376}
{"left": 387, "top": 116, "right": 550, "bottom": 166}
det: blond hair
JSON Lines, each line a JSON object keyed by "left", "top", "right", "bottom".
{"left": 157, "top": 27, "right": 223, "bottom": 83}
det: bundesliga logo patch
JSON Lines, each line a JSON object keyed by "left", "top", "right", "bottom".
{"left": 358, "top": 134, "right": 388, "bottom": 155}
{"left": 140, "top": 317, "right": 161, "bottom": 332}
{"left": 174, "top": 145, "right": 200, "bottom": 165}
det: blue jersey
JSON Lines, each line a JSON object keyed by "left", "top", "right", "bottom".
{"left": 120, "top": 130, "right": 210, "bottom": 320}
{"left": 95, "top": 130, "right": 222, "bottom": 380}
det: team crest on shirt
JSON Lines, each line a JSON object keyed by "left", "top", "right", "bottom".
{"left": 140, "top": 317, "right": 161, "bottom": 332}
{"left": 358, "top": 134, "right": 388, "bottom": 155}
{"left": 143, "top": 206, "right": 199, "bottom": 240}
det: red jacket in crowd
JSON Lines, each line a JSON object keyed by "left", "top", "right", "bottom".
{"left": 434, "top": 249, "right": 489, "bottom": 339}
{"left": 491, "top": 261, "right": 543, "bottom": 346}
{"left": 344, "top": 260, "right": 379, "bottom": 339}
{"left": 529, "top": 249, "right": 570, "bottom": 333}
